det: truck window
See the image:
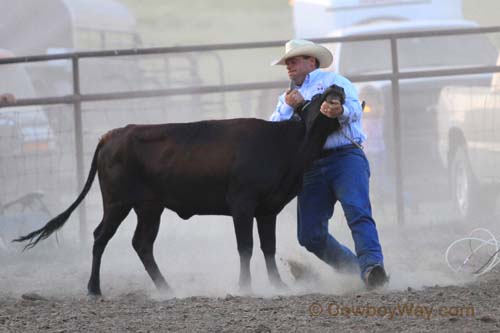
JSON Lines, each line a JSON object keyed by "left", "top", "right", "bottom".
{"left": 75, "top": 29, "right": 138, "bottom": 50}
{"left": 398, "top": 34, "right": 498, "bottom": 70}
{"left": 0, "top": 65, "right": 38, "bottom": 98}
{"left": 338, "top": 33, "right": 498, "bottom": 76}
{"left": 338, "top": 40, "right": 392, "bottom": 76}
{"left": 103, "top": 31, "right": 137, "bottom": 49}
{"left": 0, "top": 64, "right": 49, "bottom": 128}
{"left": 75, "top": 30, "right": 103, "bottom": 50}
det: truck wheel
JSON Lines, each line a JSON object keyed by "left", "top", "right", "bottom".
{"left": 450, "top": 146, "right": 480, "bottom": 221}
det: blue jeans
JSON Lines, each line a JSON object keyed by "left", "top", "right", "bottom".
{"left": 297, "top": 146, "right": 384, "bottom": 278}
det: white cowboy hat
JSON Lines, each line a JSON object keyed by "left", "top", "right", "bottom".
{"left": 271, "top": 39, "right": 333, "bottom": 68}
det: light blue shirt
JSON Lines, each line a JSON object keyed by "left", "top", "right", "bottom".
{"left": 270, "top": 69, "right": 366, "bottom": 149}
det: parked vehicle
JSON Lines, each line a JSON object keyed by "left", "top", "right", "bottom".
{"left": 0, "top": 0, "right": 143, "bottom": 96}
{"left": 285, "top": 0, "right": 500, "bottom": 213}
{"left": 437, "top": 55, "right": 500, "bottom": 220}
{"left": 323, "top": 19, "right": 497, "bottom": 179}
{"left": 0, "top": 0, "right": 219, "bottom": 118}
{"left": 260, "top": 15, "right": 499, "bottom": 208}
{"left": 0, "top": 49, "right": 58, "bottom": 211}
{"left": 0, "top": 49, "right": 56, "bottom": 156}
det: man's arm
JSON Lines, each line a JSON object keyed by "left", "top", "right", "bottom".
{"left": 270, "top": 90, "right": 304, "bottom": 122}
{"left": 335, "top": 76, "right": 363, "bottom": 124}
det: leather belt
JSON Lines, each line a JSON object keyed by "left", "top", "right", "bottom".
{"left": 319, "top": 144, "right": 360, "bottom": 158}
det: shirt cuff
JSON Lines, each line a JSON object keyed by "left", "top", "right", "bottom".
{"left": 338, "top": 105, "right": 350, "bottom": 124}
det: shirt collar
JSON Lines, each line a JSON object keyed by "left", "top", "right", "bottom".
{"left": 301, "top": 68, "right": 323, "bottom": 86}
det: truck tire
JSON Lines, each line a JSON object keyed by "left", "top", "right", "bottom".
{"left": 449, "top": 146, "right": 481, "bottom": 221}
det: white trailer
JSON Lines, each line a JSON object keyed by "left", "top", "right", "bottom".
{"left": 293, "top": 0, "right": 464, "bottom": 38}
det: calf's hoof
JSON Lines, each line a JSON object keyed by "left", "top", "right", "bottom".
{"left": 238, "top": 282, "right": 253, "bottom": 296}
{"left": 157, "top": 286, "right": 174, "bottom": 298}
{"left": 87, "top": 293, "right": 102, "bottom": 302}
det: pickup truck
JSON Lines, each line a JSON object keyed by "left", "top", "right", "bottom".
{"left": 437, "top": 56, "right": 500, "bottom": 220}
{"left": 323, "top": 20, "right": 499, "bottom": 205}
{"left": 255, "top": 20, "right": 498, "bottom": 210}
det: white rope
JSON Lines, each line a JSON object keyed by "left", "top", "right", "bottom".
{"left": 445, "top": 228, "right": 500, "bottom": 276}
{"left": 340, "top": 128, "right": 364, "bottom": 150}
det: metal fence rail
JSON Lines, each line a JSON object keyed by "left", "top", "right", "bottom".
{"left": 1, "top": 25, "right": 500, "bottom": 238}
{"left": 2, "top": 25, "right": 500, "bottom": 105}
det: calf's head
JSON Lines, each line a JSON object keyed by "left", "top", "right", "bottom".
{"left": 294, "top": 84, "right": 344, "bottom": 134}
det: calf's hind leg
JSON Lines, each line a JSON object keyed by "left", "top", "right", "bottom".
{"left": 232, "top": 207, "right": 255, "bottom": 293}
{"left": 88, "top": 202, "right": 132, "bottom": 296}
{"left": 132, "top": 202, "right": 169, "bottom": 292}
{"left": 257, "top": 215, "right": 288, "bottom": 290}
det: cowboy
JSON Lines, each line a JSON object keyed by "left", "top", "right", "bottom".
{"left": 270, "top": 39, "right": 388, "bottom": 289}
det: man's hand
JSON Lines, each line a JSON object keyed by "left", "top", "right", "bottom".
{"left": 285, "top": 89, "right": 304, "bottom": 108}
{"left": 320, "top": 100, "right": 343, "bottom": 118}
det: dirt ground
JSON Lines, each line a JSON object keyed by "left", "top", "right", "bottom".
{"left": 1, "top": 279, "right": 499, "bottom": 333}
{"left": 1, "top": 214, "right": 500, "bottom": 332}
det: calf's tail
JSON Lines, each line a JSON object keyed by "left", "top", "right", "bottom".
{"left": 13, "top": 141, "right": 104, "bottom": 250}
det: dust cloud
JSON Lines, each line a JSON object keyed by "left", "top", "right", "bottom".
{"left": 2, "top": 199, "right": 493, "bottom": 300}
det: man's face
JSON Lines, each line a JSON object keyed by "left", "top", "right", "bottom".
{"left": 285, "top": 56, "right": 317, "bottom": 85}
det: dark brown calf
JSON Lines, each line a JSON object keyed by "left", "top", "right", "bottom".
{"left": 15, "top": 85, "right": 343, "bottom": 296}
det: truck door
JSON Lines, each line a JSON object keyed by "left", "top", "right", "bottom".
{"left": 467, "top": 87, "right": 494, "bottom": 181}
{"left": 487, "top": 87, "right": 500, "bottom": 182}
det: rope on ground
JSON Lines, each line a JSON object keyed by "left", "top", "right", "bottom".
{"left": 445, "top": 228, "right": 500, "bottom": 276}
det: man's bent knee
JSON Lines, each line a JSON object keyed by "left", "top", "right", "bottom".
{"left": 299, "top": 236, "right": 326, "bottom": 256}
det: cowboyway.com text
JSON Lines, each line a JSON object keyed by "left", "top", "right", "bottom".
{"left": 308, "top": 302, "right": 475, "bottom": 320}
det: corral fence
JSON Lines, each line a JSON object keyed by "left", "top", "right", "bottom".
{"left": 1, "top": 26, "right": 500, "bottom": 243}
